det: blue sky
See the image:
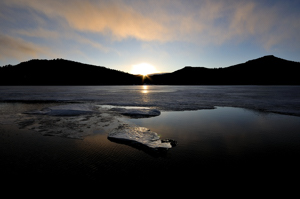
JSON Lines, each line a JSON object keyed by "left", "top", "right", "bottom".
{"left": 0, "top": 0, "right": 300, "bottom": 74}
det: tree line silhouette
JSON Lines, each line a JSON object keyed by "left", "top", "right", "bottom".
{"left": 0, "top": 59, "right": 143, "bottom": 85}
{"left": 1, "top": 55, "right": 299, "bottom": 85}
{"left": 144, "top": 55, "right": 300, "bottom": 85}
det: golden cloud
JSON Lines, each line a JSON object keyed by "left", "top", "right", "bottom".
{"left": 16, "top": 27, "right": 110, "bottom": 52}
{"left": 0, "top": 34, "right": 51, "bottom": 60}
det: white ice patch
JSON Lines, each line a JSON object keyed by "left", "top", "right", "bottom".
{"left": 24, "top": 104, "right": 96, "bottom": 116}
{"left": 108, "top": 123, "right": 172, "bottom": 149}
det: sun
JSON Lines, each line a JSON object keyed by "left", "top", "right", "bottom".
{"left": 131, "top": 63, "right": 159, "bottom": 76}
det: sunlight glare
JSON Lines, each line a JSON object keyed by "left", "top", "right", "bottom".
{"left": 131, "top": 63, "right": 159, "bottom": 76}
{"left": 142, "top": 85, "right": 148, "bottom": 93}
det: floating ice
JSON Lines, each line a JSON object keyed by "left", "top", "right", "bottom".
{"left": 110, "top": 107, "right": 161, "bottom": 118}
{"left": 24, "top": 104, "right": 96, "bottom": 116}
{"left": 108, "top": 123, "right": 172, "bottom": 149}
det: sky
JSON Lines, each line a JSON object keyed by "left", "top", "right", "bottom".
{"left": 0, "top": 0, "right": 300, "bottom": 74}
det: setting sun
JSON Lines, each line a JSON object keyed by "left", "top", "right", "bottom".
{"left": 131, "top": 63, "right": 159, "bottom": 76}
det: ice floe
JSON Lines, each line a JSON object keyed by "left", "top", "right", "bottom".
{"left": 108, "top": 123, "right": 173, "bottom": 149}
{"left": 13, "top": 103, "right": 177, "bottom": 150}
{"left": 110, "top": 107, "right": 160, "bottom": 118}
{"left": 24, "top": 104, "right": 96, "bottom": 116}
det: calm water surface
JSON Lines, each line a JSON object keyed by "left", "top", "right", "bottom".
{"left": 131, "top": 107, "right": 300, "bottom": 158}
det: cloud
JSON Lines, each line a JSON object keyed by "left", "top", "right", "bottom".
{"left": 16, "top": 27, "right": 109, "bottom": 52}
{"left": 170, "top": 0, "right": 300, "bottom": 49}
{"left": 2, "top": 0, "right": 300, "bottom": 49}
{"left": 16, "top": 28, "right": 60, "bottom": 39}
{"left": 3, "top": 0, "right": 170, "bottom": 42}
{"left": 0, "top": 34, "right": 51, "bottom": 61}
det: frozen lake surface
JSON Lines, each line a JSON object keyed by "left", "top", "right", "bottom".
{"left": 1, "top": 85, "right": 300, "bottom": 115}
{"left": 1, "top": 86, "right": 300, "bottom": 182}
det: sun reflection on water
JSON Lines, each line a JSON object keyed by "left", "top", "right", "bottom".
{"left": 142, "top": 85, "right": 148, "bottom": 94}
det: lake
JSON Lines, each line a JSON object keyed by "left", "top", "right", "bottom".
{"left": 0, "top": 86, "right": 300, "bottom": 184}
{"left": 1, "top": 85, "right": 300, "bottom": 115}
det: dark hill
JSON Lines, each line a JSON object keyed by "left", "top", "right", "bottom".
{"left": 1, "top": 56, "right": 299, "bottom": 85}
{"left": 145, "top": 55, "right": 300, "bottom": 85}
{"left": 0, "top": 59, "right": 143, "bottom": 85}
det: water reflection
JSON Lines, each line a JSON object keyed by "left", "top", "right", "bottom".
{"left": 142, "top": 85, "right": 148, "bottom": 94}
{"left": 108, "top": 137, "right": 170, "bottom": 158}
{"left": 129, "top": 107, "right": 300, "bottom": 161}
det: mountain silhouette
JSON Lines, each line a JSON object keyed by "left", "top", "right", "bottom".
{"left": 0, "top": 55, "right": 299, "bottom": 85}
{"left": 144, "top": 55, "right": 300, "bottom": 85}
{"left": 0, "top": 59, "right": 142, "bottom": 85}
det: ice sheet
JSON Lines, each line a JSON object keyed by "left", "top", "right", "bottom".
{"left": 15, "top": 103, "right": 174, "bottom": 148}
{"left": 108, "top": 123, "right": 172, "bottom": 149}
{"left": 24, "top": 104, "right": 96, "bottom": 116}
{"left": 17, "top": 104, "right": 105, "bottom": 139}
{"left": 1, "top": 86, "right": 300, "bottom": 116}
{"left": 110, "top": 107, "right": 160, "bottom": 118}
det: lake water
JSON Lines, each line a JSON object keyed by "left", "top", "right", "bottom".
{"left": 130, "top": 107, "right": 300, "bottom": 163}
{"left": 1, "top": 86, "right": 300, "bottom": 184}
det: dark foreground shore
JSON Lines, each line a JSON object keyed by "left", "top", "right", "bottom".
{"left": 1, "top": 120, "right": 300, "bottom": 186}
